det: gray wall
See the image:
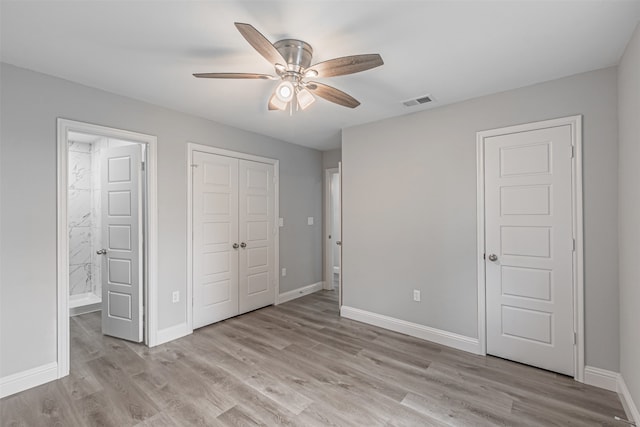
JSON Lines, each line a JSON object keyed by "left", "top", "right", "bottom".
{"left": 322, "top": 148, "right": 342, "bottom": 170}
{"left": 0, "top": 63, "right": 323, "bottom": 378}
{"left": 342, "top": 67, "right": 619, "bottom": 371}
{"left": 618, "top": 24, "right": 640, "bottom": 412}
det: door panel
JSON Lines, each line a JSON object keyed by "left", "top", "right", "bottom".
{"left": 238, "top": 159, "right": 275, "bottom": 313}
{"left": 192, "top": 152, "right": 239, "bottom": 328}
{"left": 485, "top": 125, "right": 574, "bottom": 376}
{"left": 101, "top": 145, "right": 143, "bottom": 342}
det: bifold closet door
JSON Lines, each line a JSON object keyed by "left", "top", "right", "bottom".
{"left": 192, "top": 152, "right": 239, "bottom": 329}
{"left": 193, "top": 151, "right": 276, "bottom": 329}
{"left": 238, "top": 159, "right": 275, "bottom": 313}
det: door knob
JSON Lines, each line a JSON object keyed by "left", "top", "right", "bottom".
{"left": 488, "top": 254, "right": 498, "bottom": 262}
{"left": 336, "top": 241, "right": 342, "bottom": 246}
{"left": 240, "top": 242, "right": 247, "bottom": 248}
{"left": 96, "top": 249, "right": 107, "bottom": 255}
{"left": 232, "top": 243, "right": 239, "bottom": 249}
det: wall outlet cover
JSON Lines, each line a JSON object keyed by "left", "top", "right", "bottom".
{"left": 307, "top": 217, "right": 314, "bottom": 225}
{"left": 172, "top": 291, "right": 180, "bottom": 303}
{"left": 413, "top": 290, "right": 421, "bottom": 302}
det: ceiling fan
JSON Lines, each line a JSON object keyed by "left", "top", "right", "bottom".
{"left": 194, "top": 23, "right": 384, "bottom": 112}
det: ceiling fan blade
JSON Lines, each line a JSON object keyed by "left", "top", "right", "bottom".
{"left": 234, "top": 22, "right": 286, "bottom": 66}
{"left": 307, "top": 54, "right": 383, "bottom": 78}
{"left": 193, "top": 72, "right": 275, "bottom": 79}
{"left": 306, "top": 82, "right": 360, "bottom": 108}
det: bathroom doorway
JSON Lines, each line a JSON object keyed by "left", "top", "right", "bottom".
{"left": 57, "top": 119, "right": 158, "bottom": 378}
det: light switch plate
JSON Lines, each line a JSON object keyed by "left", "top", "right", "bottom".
{"left": 282, "top": 268, "right": 287, "bottom": 277}
{"left": 307, "top": 217, "right": 314, "bottom": 225}
{"left": 279, "top": 217, "right": 284, "bottom": 227}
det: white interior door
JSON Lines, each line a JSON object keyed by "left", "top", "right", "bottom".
{"left": 101, "top": 145, "right": 143, "bottom": 342}
{"left": 485, "top": 125, "right": 574, "bottom": 376}
{"left": 192, "top": 152, "right": 239, "bottom": 328}
{"left": 338, "top": 162, "right": 342, "bottom": 307}
{"left": 238, "top": 159, "right": 275, "bottom": 313}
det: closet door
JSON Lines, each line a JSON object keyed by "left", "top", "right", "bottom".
{"left": 238, "top": 160, "right": 276, "bottom": 313}
{"left": 192, "top": 152, "right": 239, "bottom": 328}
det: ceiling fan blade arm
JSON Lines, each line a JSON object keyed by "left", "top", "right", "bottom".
{"left": 307, "top": 81, "right": 360, "bottom": 108}
{"left": 234, "top": 22, "right": 287, "bottom": 66}
{"left": 308, "top": 54, "right": 384, "bottom": 78}
{"left": 193, "top": 73, "right": 275, "bottom": 79}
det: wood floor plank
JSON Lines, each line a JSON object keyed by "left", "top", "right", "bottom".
{"left": 1, "top": 289, "right": 626, "bottom": 426}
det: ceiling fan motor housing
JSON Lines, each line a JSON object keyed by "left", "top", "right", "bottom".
{"left": 274, "top": 39, "right": 313, "bottom": 73}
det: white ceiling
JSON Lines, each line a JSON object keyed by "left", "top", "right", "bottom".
{"left": 1, "top": 1, "right": 639, "bottom": 150}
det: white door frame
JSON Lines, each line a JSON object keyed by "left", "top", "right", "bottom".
{"left": 186, "top": 142, "right": 280, "bottom": 333}
{"left": 324, "top": 167, "right": 339, "bottom": 290}
{"left": 476, "top": 115, "right": 584, "bottom": 381}
{"left": 56, "top": 119, "right": 159, "bottom": 379}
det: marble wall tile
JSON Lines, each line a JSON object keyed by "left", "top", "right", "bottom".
{"left": 68, "top": 141, "right": 91, "bottom": 153}
{"left": 68, "top": 151, "right": 91, "bottom": 191}
{"left": 68, "top": 189, "right": 91, "bottom": 228}
{"left": 69, "top": 263, "right": 92, "bottom": 296}
{"left": 69, "top": 227, "right": 91, "bottom": 265}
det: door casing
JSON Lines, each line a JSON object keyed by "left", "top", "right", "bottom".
{"left": 56, "top": 118, "right": 159, "bottom": 380}
{"left": 186, "top": 142, "right": 280, "bottom": 333}
{"left": 476, "top": 115, "right": 584, "bottom": 382}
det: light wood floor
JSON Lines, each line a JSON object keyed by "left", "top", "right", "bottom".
{"left": 1, "top": 290, "right": 626, "bottom": 426}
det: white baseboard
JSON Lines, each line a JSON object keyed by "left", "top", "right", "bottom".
{"left": 584, "top": 366, "right": 619, "bottom": 392}
{"left": 0, "top": 361, "right": 58, "bottom": 398}
{"left": 618, "top": 375, "right": 640, "bottom": 423}
{"left": 340, "top": 306, "right": 482, "bottom": 355}
{"left": 154, "top": 322, "right": 191, "bottom": 347}
{"left": 278, "top": 281, "right": 324, "bottom": 304}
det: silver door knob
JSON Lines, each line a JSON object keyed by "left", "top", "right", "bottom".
{"left": 488, "top": 254, "right": 498, "bottom": 262}
{"left": 232, "top": 243, "right": 239, "bottom": 249}
{"left": 240, "top": 242, "right": 247, "bottom": 248}
{"left": 336, "top": 241, "right": 342, "bottom": 246}
{"left": 96, "top": 249, "right": 107, "bottom": 255}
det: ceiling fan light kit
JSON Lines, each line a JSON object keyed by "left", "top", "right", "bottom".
{"left": 194, "top": 22, "right": 384, "bottom": 113}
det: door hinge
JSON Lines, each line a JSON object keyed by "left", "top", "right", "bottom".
{"left": 191, "top": 164, "right": 199, "bottom": 168}
{"left": 570, "top": 145, "right": 575, "bottom": 159}
{"left": 573, "top": 332, "right": 577, "bottom": 345}
{"left": 141, "top": 161, "right": 145, "bottom": 171}
{"left": 483, "top": 253, "right": 486, "bottom": 260}
{"left": 572, "top": 238, "right": 576, "bottom": 252}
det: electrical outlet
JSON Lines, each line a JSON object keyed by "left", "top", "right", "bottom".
{"left": 307, "top": 217, "right": 314, "bottom": 225}
{"left": 282, "top": 268, "right": 287, "bottom": 277}
{"left": 413, "top": 290, "right": 421, "bottom": 302}
{"left": 172, "top": 291, "right": 180, "bottom": 303}
{"left": 279, "top": 217, "right": 284, "bottom": 227}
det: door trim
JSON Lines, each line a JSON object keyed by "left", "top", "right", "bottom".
{"left": 56, "top": 119, "right": 159, "bottom": 379}
{"left": 476, "top": 115, "right": 584, "bottom": 382}
{"left": 186, "top": 143, "right": 280, "bottom": 333}
{"left": 324, "top": 167, "right": 339, "bottom": 290}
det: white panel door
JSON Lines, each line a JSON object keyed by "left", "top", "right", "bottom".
{"left": 101, "top": 145, "right": 143, "bottom": 342}
{"left": 485, "top": 125, "right": 574, "bottom": 376}
{"left": 238, "top": 159, "right": 275, "bottom": 313}
{"left": 192, "top": 152, "right": 239, "bottom": 328}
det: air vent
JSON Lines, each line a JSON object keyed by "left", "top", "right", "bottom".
{"left": 402, "top": 94, "right": 434, "bottom": 107}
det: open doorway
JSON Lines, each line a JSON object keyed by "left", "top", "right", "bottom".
{"left": 67, "top": 132, "right": 146, "bottom": 341}
{"left": 57, "top": 119, "right": 158, "bottom": 379}
{"left": 324, "top": 166, "right": 341, "bottom": 305}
